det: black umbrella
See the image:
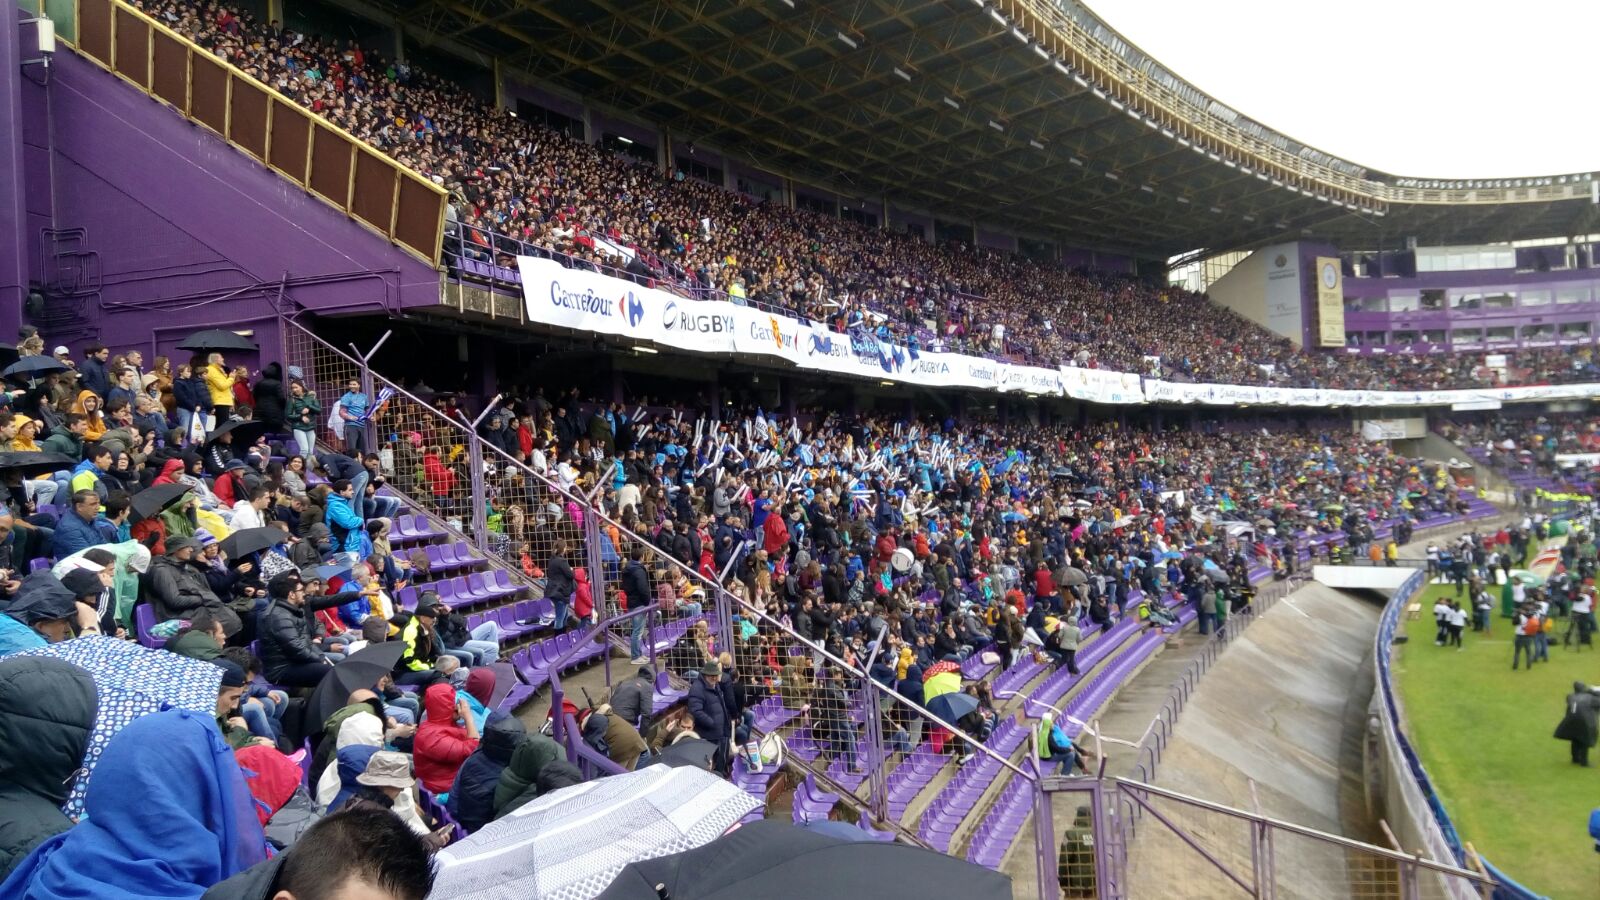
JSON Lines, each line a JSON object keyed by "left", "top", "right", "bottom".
{"left": 654, "top": 737, "right": 717, "bottom": 770}
{"left": 595, "top": 819, "right": 1012, "bottom": 900}
{"left": 305, "top": 641, "right": 407, "bottom": 729}
{"left": 177, "top": 329, "right": 258, "bottom": 352}
{"left": 0, "top": 450, "right": 77, "bottom": 477}
{"left": 2, "top": 355, "right": 68, "bottom": 381}
{"left": 205, "top": 419, "right": 268, "bottom": 447}
{"left": 129, "top": 482, "right": 192, "bottom": 519}
{"left": 219, "top": 526, "right": 285, "bottom": 560}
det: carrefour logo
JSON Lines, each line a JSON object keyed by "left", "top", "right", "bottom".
{"left": 619, "top": 292, "right": 645, "bottom": 327}
{"left": 549, "top": 281, "right": 615, "bottom": 316}
{"left": 749, "top": 318, "right": 795, "bottom": 350}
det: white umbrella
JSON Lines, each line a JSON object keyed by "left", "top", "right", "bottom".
{"left": 428, "top": 764, "right": 760, "bottom": 900}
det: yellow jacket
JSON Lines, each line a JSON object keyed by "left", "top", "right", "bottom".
{"left": 204, "top": 363, "right": 234, "bottom": 406}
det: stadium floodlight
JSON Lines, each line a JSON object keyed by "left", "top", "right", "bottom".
{"left": 634, "top": 346, "right": 658, "bottom": 354}
{"left": 1209, "top": 206, "right": 1222, "bottom": 213}
{"left": 1104, "top": 172, "right": 1119, "bottom": 181}
{"left": 1108, "top": 98, "right": 1123, "bottom": 110}
{"left": 775, "top": 0, "right": 793, "bottom": 6}
{"left": 1011, "top": 27, "right": 1028, "bottom": 43}
{"left": 1242, "top": 214, "right": 1255, "bottom": 221}
{"left": 1029, "top": 139, "right": 1046, "bottom": 150}
{"left": 893, "top": 67, "right": 912, "bottom": 81}
{"left": 836, "top": 32, "right": 858, "bottom": 49}
{"left": 988, "top": 120, "right": 1004, "bottom": 131}
{"left": 617, "top": 136, "right": 633, "bottom": 144}
{"left": 989, "top": 8, "right": 1007, "bottom": 25}
{"left": 943, "top": 96, "right": 960, "bottom": 109}
{"left": 1068, "top": 157, "right": 1084, "bottom": 166}
{"left": 1033, "top": 44, "right": 1050, "bottom": 60}
{"left": 1091, "top": 88, "right": 1106, "bottom": 99}
{"left": 1174, "top": 196, "right": 1190, "bottom": 203}
{"left": 1072, "top": 74, "right": 1087, "bottom": 87}
{"left": 1052, "top": 60, "right": 1069, "bottom": 75}
{"left": 1140, "top": 184, "right": 1154, "bottom": 193}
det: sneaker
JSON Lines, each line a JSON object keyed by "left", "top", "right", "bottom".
{"left": 630, "top": 657, "right": 650, "bottom": 665}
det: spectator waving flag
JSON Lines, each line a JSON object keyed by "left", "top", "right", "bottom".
{"left": 352, "top": 386, "right": 395, "bottom": 426}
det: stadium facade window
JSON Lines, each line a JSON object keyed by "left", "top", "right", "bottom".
{"left": 1449, "top": 292, "right": 1482, "bottom": 310}
{"left": 1521, "top": 324, "right": 1556, "bottom": 342}
{"left": 1364, "top": 331, "right": 1388, "bottom": 346}
{"left": 514, "top": 101, "right": 583, "bottom": 140}
{"left": 681, "top": 159, "right": 724, "bottom": 187}
{"left": 1422, "top": 329, "right": 1448, "bottom": 344}
{"left": 1521, "top": 289, "right": 1552, "bottom": 307}
{"left": 1345, "top": 296, "right": 1385, "bottom": 312}
{"left": 1452, "top": 327, "right": 1484, "bottom": 345}
{"left": 796, "top": 194, "right": 837, "bottom": 216}
{"left": 1559, "top": 322, "right": 1591, "bottom": 339}
{"left": 736, "top": 175, "right": 783, "bottom": 204}
{"left": 1388, "top": 294, "right": 1419, "bottom": 312}
{"left": 1344, "top": 332, "right": 1363, "bottom": 347}
{"left": 1557, "top": 287, "right": 1591, "bottom": 304}
{"left": 1415, "top": 246, "right": 1515, "bottom": 272}
{"left": 601, "top": 133, "right": 655, "bottom": 165}
{"left": 1420, "top": 290, "right": 1446, "bottom": 310}
{"left": 934, "top": 220, "right": 975, "bottom": 246}
{"left": 1485, "top": 326, "right": 1516, "bottom": 344}
{"left": 1482, "top": 291, "right": 1515, "bottom": 310}
{"left": 1392, "top": 330, "right": 1420, "bottom": 345}
{"left": 840, "top": 206, "right": 879, "bottom": 228}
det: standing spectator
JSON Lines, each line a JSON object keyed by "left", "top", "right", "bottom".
{"left": 622, "top": 545, "right": 653, "bottom": 664}
{"left": 173, "top": 362, "right": 212, "bottom": 443}
{"left": 338, "top": 378, "right": 370, "bottom": 456}
{"left": 545, "top": 540, "right": 576, "bottom": 631}
{"left": 686, "top": 659, "right": 731, "bottom": 774}
{"left": 286, "top": 379, "right": 321, "bottom": 458}
{"left": 78, "top": 344, "right": 110, "bottom": 397}
{"left": 1555, "top": 681, "right": 1600, "bottom": 767}
{"left": 204, "top": 353, "right": 235, "bottom": 423}
{"left": 253, "top": 363, "right": 287, "bottom": 434}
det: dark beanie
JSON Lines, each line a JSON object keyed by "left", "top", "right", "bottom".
{"left": 60, "top": 569, "right": 104, "bottom": 600}
{"left": 212, "top": 659, "right": 247, "bottom": 688}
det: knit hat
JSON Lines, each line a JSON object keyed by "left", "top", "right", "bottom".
{"left": 213, "top": 659, "right": 247, "bottom": 688}
{"left": 194, "top": 528, "right": 218, "bottom": 549}
{"left": 60, "top": 568, "right": 104, "bottom": 600}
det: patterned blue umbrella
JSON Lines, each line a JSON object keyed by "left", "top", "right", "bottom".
{"left": 13, "top": 636, "right": 220, "bottom": 819}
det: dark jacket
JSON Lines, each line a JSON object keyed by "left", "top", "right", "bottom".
{"left": 686, "top": 676, "right": 729, "bottom": 742}
{"left": 545, "top": 553, "right": 575, "bottom": 601}
{"left": 79, "top": 357, "right": 109, "bottom": 397}
{"left": 147, "top": 554, "right": 242, "bottom": 637}
{"left": 0, "top": 656, "right": 97, "bottom": 880}
{"left": 172, "top": 374, "right": 212, "bottom": 414}
{"left": 609, "top": 672, "right": 653, "bottom": 729}
{"left": 256, "top": 591, "right": 354, "bottom": 681}
{"left": 49, "top": 510, "right": 117, "bottom": 560}
{"left": 448, "top": 716, "right": 527, "bottom": 834}
{"left": 621, "top": 560, "right": 650, "bottom": 611}
{"left": 252, "top": 364, "right": 286, "bottom": 430}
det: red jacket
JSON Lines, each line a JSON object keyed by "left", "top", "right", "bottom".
{"left": 875, "top": 532, "right": 897, "bottom": 563}
{"left": 762, "top": 515, "right": 789, "bottom": 555}
{"left": 573, "top": 567, "right": 594, "bottom": 619}
{"left": 414, "top": 683, "right": 478, "bottom": 793}
{"left": 1033, "top": 568, "right": 1057, "bottom": 599}
{"left": 422, "top": 453, "right": 457, "bottom": 498}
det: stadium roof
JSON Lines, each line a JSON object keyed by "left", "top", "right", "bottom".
{"left": 373, "top": 0, "right": 1600, "bottom": 259}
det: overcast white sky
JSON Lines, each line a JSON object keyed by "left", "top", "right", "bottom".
{"left": 1083, "top": 0, "right": 1599, "bottom": 179}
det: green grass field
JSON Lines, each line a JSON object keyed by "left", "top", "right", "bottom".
{"left": 1394, "top": 580, "right": 1600, "bottom": 899}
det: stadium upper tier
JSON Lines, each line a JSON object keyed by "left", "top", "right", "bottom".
{"left": 336, "top": 0, "right": 1599, "bottom": 257}
{"left": 114, "top": 0, "right": 1600, "bottom": 391}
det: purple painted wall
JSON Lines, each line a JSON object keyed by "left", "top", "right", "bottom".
{"left": 0, "top": 14, "right": 31, "bottom": 336}
{"left": 18, "top": 48, "right": 440, "bottom": 364}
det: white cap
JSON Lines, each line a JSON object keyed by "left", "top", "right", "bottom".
{"left": 52, "top": 345, "right": 70, "bottom": 356}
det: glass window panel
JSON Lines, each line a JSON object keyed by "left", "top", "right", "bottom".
{"left": 1389, "top": 294, "right": 1419, "bottom": 312}
{"left": 1392, "top": 330, "right": 1419, "bottom": 344}
{"left": 1483, "top": 291, "right": 1515, "bottom": 309}
{"left": 1422, "top": 329, "right": 1448, "bottom": 344}
{"left": 1521, "top": 290, "right": 1552, "bottom": 306}
{"left": 1486, "top": 326, "right": 1515, "bottom": 342}
{"left": 1557, "top": 287, "right": 1590, "bottom": 304}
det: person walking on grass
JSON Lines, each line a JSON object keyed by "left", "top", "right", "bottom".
{"left": 1445, "top": 601, "right": 1466, "bottom": 649}
{"left": 1554, "top": 681, "right": 1600, "bottom": 767}
{"left": 1512, "top": 604, "right": 1540, "bottom": 670}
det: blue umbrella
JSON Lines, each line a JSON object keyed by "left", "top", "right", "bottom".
{"left": 1160, "top": 550, "right": 1184, "bottom": 561}
{"left": 13, "top": 636, "right": 221, "bottom": 819}
{"left": 925, "top": 691, "right": 979, "bottom": 723}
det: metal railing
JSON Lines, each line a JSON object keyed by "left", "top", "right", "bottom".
{"left": 55, "top": 0, "right": 446, "bottom": 265}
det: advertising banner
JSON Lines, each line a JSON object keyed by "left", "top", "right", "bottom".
{"left": 516, "top": 257, "right": 1600, "bottom": 410}
{"left": 1315, "top": 256, "right": 1345, "bottom": 347}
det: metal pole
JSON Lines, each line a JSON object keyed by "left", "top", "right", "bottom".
{"left": 1031, "top": 760, "right": 1058, "bottom": 900}
{"left": 858, "top": 625, "right": 889, "bottom": 823}
{"left": 463, "top": 395, "right": 504, "bottom": 554}
{"left": 584, "top": 514, "right": 612, "bottom": 687}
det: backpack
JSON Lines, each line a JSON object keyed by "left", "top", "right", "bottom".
{"left": 1520, "top": 616, "right": 1541, "bottom": 637}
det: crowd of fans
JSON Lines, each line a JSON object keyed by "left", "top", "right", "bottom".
{"left": 134, "top": 0, "right": 1600, "bottom": 392}
{"left": 1440, "top": 415, "right": 1600, "bottom": 487}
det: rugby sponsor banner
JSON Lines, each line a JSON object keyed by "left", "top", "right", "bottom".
{"left": 517, "top": 257, "right": 1600, "bottom": 408}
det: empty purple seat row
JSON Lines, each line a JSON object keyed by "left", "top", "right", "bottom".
{"left": 395, "top": 570, "right": 526, "bottom": 612}
{"left": 466, "top": 599, "right": 554, "bottom": 643}
{"left": 792, "top": 773, "right": 838, "bottom": 824}
{"left": 390, "top": 514, "right": 446, "bottom": 544}
{"left": 422, "top": 542, "right": 486, "bottom": 574}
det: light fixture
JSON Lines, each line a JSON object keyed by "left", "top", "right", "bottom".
{"left": 1068, "top": 156, "right": 1083, "bottom": 166}
{"left": 634, "top": 346, "right": 658, "bottom": 354}
{"left": 893, "top": 66, "right": 912, "bottom": 81}
{"left": 1033, "top": 44, "right": 1050, "bottom": 60}
{"left": 880, "top": 380, "right": 895, "bottom": 387}
{"left": 1053, "top": 60, "right": 1069, "bottom": 75}
{"left": 1104, "top": 172, "right": 1119, "bottom": 181}
{"left": 988, "top": 8, "right": 1007, "bottom": 25}
{"left": 1140, "top": 184, "right": 1154, "bottom": 193}
{"left": 1029, "top": 139, "right": 1045, "bottom": 150}
{"left": 1072, "top": 74, "right": 1087, "bottom": 87}
{"left": 617, "top": 136, "right": 633, "bottom": 144}
{"left": 943, "top": 96, "right": 960, "bottom": 109}
{"left": 988, "top": 119, "right": 1004, "bottom": 131}
{"left": 836, "top": 31, "right": 857, "bottom": 49}
{"left": 1011, "top": 27, "right": 1028, "bottom": 42}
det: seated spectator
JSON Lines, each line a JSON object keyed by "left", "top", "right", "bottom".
{"left": 0, "top": 572, "right": 79, "bottom": 655}
{"left": 413, "top": 682, "right": 480, "bottom": 795}
{"left": 256, "top": 572, "right": 341, "bottom": 688}
{"left": 491, "top": 733, "right": 564, "bottom": 820}
{"left": 200, "top": 806, "right": 434, "bottom": 900}
{"left": 212, "top": 659, "right": 273, "bottom": 750}
{"left": 49, "top": 490, "right": 117, "bottom": 560}
{"left": 0, "top": 709, "right": 267, "bottom": 899}
{"left": 448, "top": 715, "right": 527, "bottom": 834}
{"left": 148, "top": 536, "right": 243, "bottom": 639}
{"left": 0, "top": 656, "right": 97, "bottom": 880}
{"left": 394, "top": 600, "right": 446, "bottom": 687}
